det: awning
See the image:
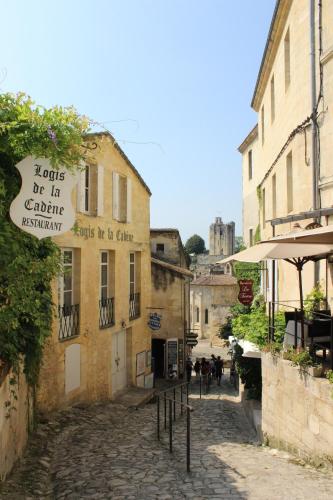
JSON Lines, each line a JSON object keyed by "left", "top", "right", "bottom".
{"left": 217, "top": 242, "right": 333, "bottom": 265}
{"left": 263, "top": 224, "right": 333, "bottom": 245}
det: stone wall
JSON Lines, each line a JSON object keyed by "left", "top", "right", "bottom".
{"left": 0, "top": 364, "right": 33, "bottom": 480}
{"left": 262, "top": 353, "right": 333, "bottom": 466}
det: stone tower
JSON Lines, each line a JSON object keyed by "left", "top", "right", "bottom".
{"left": 209, "top": 217, "right": 235, "bottom": 256}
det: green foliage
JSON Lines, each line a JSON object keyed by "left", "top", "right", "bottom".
{"left": 231, "top": 301, "right": 285, "bottom": 348}
{"left": 182, "top": 245, "right": 191, "bottom": 268}
{"left": 0, "top": 92, "right": 89, "bottom": 385}
{"left": 304, "top": 283, "right": 326, "bottom": 319}
{"left": 233, "top": 261, "right": 261, "bottom": 295}
{"left": 326, "top": 370, "right": 333, "bottom": 384}
{"left": 0, "top": 92, "right": 89, "bottom": 169}
{"left": 254, "top": 224, "right": 261, "bottom": 243}
{"left": 185, "top": 234, "right": 206, "bottom": 255}
{"left": 219, "top": 316, "right": 233, "bottom": 339}
{"left": 235, "top": 236, "right": 245, "bottom": 253}
{"left": 233, "top": 344, "right": 262, "bottom": 400}
{"left": 283, "top": 348, "right": 316, "bottom": 368}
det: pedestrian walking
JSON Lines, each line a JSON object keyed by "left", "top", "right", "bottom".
{"left": 210, "top": 355, "right": 216, "bottom": 379}
{"left": 186, "top": 358, "right": 193, "bottom": 382}
{"left": 194, "top": 358, "right": 201, "bottom": 381}
{"left": 216, "top": 356, "right": 223, "bottom": 386}
{"left": 201, "top": 357, "right": 210, "bottom": 393}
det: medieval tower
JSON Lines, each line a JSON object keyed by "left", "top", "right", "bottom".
{"left": 209, "top": 217, "right": 235, "bottom": 256}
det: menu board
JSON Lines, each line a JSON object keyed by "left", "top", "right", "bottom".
{"left": 167, "top": 340, "right": 178, "bottom": 367}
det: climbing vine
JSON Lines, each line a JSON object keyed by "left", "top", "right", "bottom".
{"left": 0, "top": 92, "right": 89, "bottom": 385}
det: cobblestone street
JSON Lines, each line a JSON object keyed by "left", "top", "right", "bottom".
{"left": 1, "top": 374, "right": 333, "bottom": 499}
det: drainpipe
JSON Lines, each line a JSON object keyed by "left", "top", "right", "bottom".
{"left": 310, "top": 0, "right": 320, "bottom": 284}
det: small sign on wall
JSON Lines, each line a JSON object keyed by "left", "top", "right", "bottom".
{"left": 10, "top": 156, "right": 77, "bottom": 239}
{"left": 238, "top": 279, "right": 254, "bottom": 305}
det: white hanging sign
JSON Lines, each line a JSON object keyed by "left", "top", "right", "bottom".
{"left": 10, "top": 156, "right": 77, "bottom": 239}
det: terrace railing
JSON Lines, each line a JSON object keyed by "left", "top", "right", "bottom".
{"left": 58, "top": 304, "right": 80, "bottom": 341}
{"left": 129, "top": 292, "right": 140, "bottom": 320}
{"left": 99, "top": 297, "right": 115, "bottom": 329}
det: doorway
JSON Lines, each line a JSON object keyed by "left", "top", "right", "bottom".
{"left": 152, "top": 339, "right": 165, "bottom": 378}
{"left": 112, "top": 330, "right": 127, "bottom": 395}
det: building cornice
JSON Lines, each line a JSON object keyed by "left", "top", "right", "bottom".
{"left": 251, "top": 0, "right": 292, "bottom": 112}
{"left": 238, "top": 124, "right": 258, "bottom": 153}
{"left": 85, "top": 132, "right": 152, "bottom": 196}
{"left": 151, "top": 257, "right": 193, "bottom": 278}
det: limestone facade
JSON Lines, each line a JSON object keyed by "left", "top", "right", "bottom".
{"left": 240, "top": 0, "right": 333, "bottom": 307}
{"left": 190, "top": 274, "right": 238, "bottom": 340}
{"left": 37, "top": 132, "right": 152, "bottom": 412}
{"left": 262, "top": 353, "right": 333, "bottom": 467}
{"left": 150, "top": 229, "right": 192, "bottom": 378}
{"left": 0, "top": 365, "right": 33, "bottom": 480}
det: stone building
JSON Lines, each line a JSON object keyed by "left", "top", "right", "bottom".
{"left": 209, "top": 217, "right": 235, "bottom": 256}
{"left": 239, "top": 0, "right": 333, "bottom": 465}
{"left": 240, "top": 0, "right": 333, "bottom": 306}
{"left": 190, "top": 273, "right": 238, "bottom": 340}
{"left": 150, "top": 229, "right": 192, "bottom": 379}
{"left": 37, "top": 132, "right": 152, "bottom": 412}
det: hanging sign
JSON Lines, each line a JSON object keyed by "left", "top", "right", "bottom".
{"left": 238, "top": 279, "right": 254, "bottom": 305}
{"left": 10, "top": 156, "right": 77, "bottom": 239}
{"left": 148, "top": 312, "right": 162, "bottom": 331}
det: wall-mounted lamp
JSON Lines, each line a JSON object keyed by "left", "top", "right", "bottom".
{"left": 121, "top": 320, "right": 127, "bottom": 329}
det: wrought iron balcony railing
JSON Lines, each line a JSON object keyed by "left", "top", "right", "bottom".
{"left": 99, "top": 297, "right": 115, "bottom": 329}
{"left": 58, "top": 304, "right": 80, "bottom": 341}
{"left": 129, "top": 292, "right": 140, "bottom": 321}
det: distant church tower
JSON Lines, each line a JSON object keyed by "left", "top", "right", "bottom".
{"left": 209, "top": 217, "right": 235, "bottom": 256}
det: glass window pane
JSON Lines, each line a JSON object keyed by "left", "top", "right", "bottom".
{"left": 101, "top": 286, "right": 107, "bottom": 300}
{"left": 130, "top": 253, "right": 135, "bottom": 263}
{"left": 64, "top": 290, "right": 72, "bottom": 307}
{"left": 101, "top": 265, "right": 108, "bottom": 287}
{"left": 130, "top": 264, "right": 135, "bottom": 283}
{"left": 63, "top": 251, "right": 72, "bottom": 264}
{"left": 101, "top": 252, "right": 108, "bottom": 263}
{"left": 64, "top": 270, "right": 72, "bottom": 291}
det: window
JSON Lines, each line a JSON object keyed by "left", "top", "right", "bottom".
{"left": 129, "top": 253, "right": 135, "bottom": 295}
{"left": 287, "top": 152, "right": 293, "bottom": 212}
{"left": 249, "top": 228, "right": 253, "bottom": 247}
{"left": 272, "top": 174, "right": 277, "bottom": 218}
{"left": 77, "top": 164, "right": 104, "bottom": 216}
{"left": 156, "top": 243, "right": 165, "bottom": 253}
{"left": 113, "top": 172, "right": 132, "bottom": 223}
{"left": 58, "top": 249, "right": 80, "bottom": 340}
{"left": 261, "top": 106, "right": 265, "bottom": 144}
{"left": 270, "top": 75, "right": 275, "bottom": 122}
{"left": 100, "top": 251, "right": 108, "bottom": 301}
{"left": 129, "top": 252, "right": 140, "bottom": 320}
{"left": 284, "top": 28, "right": 291, "bottom": 90}
{"left": 99, "top": 251, "right": 115, "bottom": 328}
{"left": 248, "top": 150, "right": 253, "bottom": 180}
{"left": 262, "top": 188, "right": 266, "bottom": 228}
{"left": 196, "top": 307, "right": 200, "bottom": 322}
{"left": 205, "top": 309, "right": 209, "bottom": 324}
{"left": 62, "top": 250, "right": 73, "bottom": 308}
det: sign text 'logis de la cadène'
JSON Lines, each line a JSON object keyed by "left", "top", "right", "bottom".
{"left": 10, "top": 156, "right": 77, "bottom": 239}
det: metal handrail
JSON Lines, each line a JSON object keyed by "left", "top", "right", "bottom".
{"left": 156, "top": 382, "right": 193, "bottom": 472}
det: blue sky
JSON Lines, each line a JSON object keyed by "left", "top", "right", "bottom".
{"left": 1, "top": 0, "right": 275, "bottom": 245}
